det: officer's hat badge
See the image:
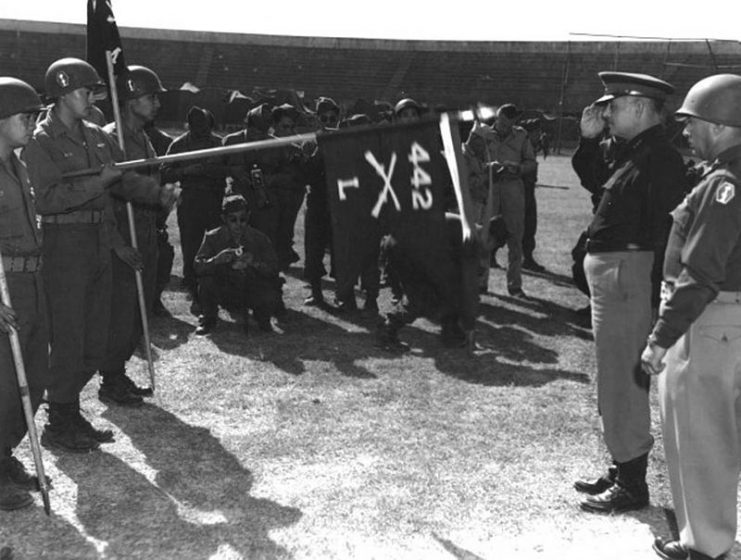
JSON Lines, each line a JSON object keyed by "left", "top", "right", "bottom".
{"left": 56, "top": 71, "right": 70, "bottom": 88}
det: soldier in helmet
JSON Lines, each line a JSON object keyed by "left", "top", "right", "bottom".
{"left": 573, "top": 72, "right": 688, "bottom": 515}
{"left": 0, "top": 77, "right": 50, "bottom": 511}
{"left": 641, "top": 74, "right": 741, "bottom": 560}
{"left": 394, "top": 98, "right": 422, "bottom": 123}
{"left": 98, "top": 65, "right": 178, "bottom": 407}
{"left": 23, "top": 58, "right": 176, "bottom": 453}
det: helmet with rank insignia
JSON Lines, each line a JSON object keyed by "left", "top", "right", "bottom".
{"left": 44, "top": 58, "right": 105, "bottom": 99}
{"left": 676, "top": 74, "right": 741, "bottom": 127}
{"left": 0, "top": 77, "right": 44, "bottom": 119}
{"left": 118, "top": 65, "right": 166, "bottom": 100}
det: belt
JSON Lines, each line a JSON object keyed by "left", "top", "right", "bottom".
{"left": 2, "top": 254, "right": 42, "bottom": 273}
{"left": 586, "top": 240, "right": 648, "bottom": 254}
{"left": 40, "top": 210, "right": 103, "bottom": 225}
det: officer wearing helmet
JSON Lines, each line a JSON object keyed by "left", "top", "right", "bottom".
{"left": 23, "top": 57, "right": 175, "bottom": 453}
{"left": 0, "top": 77, "right": 50, "bottom": 511}
{"left": 641, "top": 74, "right": 741, "bottom": 560}
{"left": 98, "top": 65, "right": 178, "bottom": 407}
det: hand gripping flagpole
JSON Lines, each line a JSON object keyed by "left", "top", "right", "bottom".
{"left": 106, "top": 51, "right": 156, "bottom": 392}
{"left": 0, "top": 250, "right": 51, "bottom": 515}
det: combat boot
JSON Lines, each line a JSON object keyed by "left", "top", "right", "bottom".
{"left": 580, "top": 453, "right": 649, "bottom": 513}
{"left": 374, "top": 318, "right": 408, "bottom": 352}
{"left": 73, "top": 401, "right": 114, "bottom": 443}
{"left": 99, "top": 376, "right": 144, "bottom": 407}
{"left": 574, "top": 463, "right": 617, "bottom": 495}
{"left": 41, "top": 402, "right": 99, "bottom": 453}
{"left": 121, "top": 374, "right": 153, "bottom": 397}
{"left": 303, "top": 283, "right": 325, "bottom": 307}
{"left": 0, "top": 474, "right": 33, "bottom": 511}
{"left": 0, "top": 451, "right": 51, "bottom": 491}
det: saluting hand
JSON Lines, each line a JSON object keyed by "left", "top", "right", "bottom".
{"left": 0, "top": 302, "right": 18, "bottom": 334}
{"left": 580, "top": 104, "right": 607, "bottom": 139}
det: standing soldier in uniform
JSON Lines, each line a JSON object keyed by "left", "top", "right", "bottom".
{"left": 303, "top": 96, "right": 339, "bottom": 307}
{"left": 574, "top": 72, "right": 687, "bottom": 514}
{"left": 98, "top": 65, "right": 175, "bottom": 407}
{"left": 0, "top": 77, "right": 49, "bottom": 510}
{"left": 23, "top": 58, "right": 174, "bottom": 453}
{"left": 161, "top": 106, "right": 229, "bottom": 309}
{"left": 483, "top": 103, "right": 536, "bottom": 298}
{"left": 642, "top": 74, "right": 741, "bottom": 560}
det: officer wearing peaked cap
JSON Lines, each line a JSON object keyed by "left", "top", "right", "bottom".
{"left": 642, "top": 74, "right": 741, "bottom": 560}
{"left": 574, "top": 71, "right": 688, "bottom": 514}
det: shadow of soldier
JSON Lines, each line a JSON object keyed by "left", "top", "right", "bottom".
{"left": 0, "top": 503, "right": 99, "bottom": 560}
{"left": 51, "top": 403, "right": 301, "bottom": 559}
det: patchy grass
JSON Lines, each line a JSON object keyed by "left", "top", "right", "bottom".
{"left": 2, "top": 153, "right": 740, "bottom": 560}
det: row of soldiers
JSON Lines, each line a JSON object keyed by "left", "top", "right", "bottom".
{"left": 0, "top": 58, "right": 180, "bottom": 511}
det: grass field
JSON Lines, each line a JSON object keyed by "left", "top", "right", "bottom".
{"left": 2, "top": 153, "right": 740, "bottom": 560}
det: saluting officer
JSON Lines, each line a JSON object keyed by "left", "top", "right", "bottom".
{"left": 574, "top": 72, "right": 688, "bottom": 514}
{"left": 642, "top": 74, "right": 741, "bottom": 560}
{"left": 23, "top": 58, "right": 173, "bottom": 453}
{"left": 98, "top": 65, "right": 175, "bottom": 407}
{"left": 0, "top": 77, "right": 49, "bottom": 511}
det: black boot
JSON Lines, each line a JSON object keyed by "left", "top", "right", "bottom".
{"left": 304, "top": 283, "right": 325, "bottom": 307}
{"left": 99, "top": 374, "right": 144, "bottom": 407}
{"left": 72, "top": 400, "right": 114, "bottom": 443}
{"left": 0, "top": 450, "right": 51, "bottom": 492}
{"left": 580, "top": 453, "right": 649, "bottom": 513}
{"left": 574, "top": 463, "right": 617, "bottom": 495}
{"left": 0, "top": 473, "right": 33, "bottom": 511}
{"left": 41, "top": 402, "right": 100, "bottom": 453}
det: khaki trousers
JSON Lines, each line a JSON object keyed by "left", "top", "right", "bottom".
{"left": 584, "top": 251, "right": 654, "bottom": 462}
{"left": 660, "top": 291, "right": 741, "bottom": 558}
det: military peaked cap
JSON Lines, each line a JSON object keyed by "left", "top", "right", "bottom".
{"left": 595, "top": 72, "right": 675, "bottom": 104}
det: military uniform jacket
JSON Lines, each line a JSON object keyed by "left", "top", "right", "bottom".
{"left": 103, "top": 121, "right": 161, "bottom": 245}
{"left": 482, "top": 125, "right": 536, "bottom": 179}
{"left": 650, "top": 144, "right": 741, "bottom": 349}
{"left": 161, "top": 132, "right": 227, "bottom": 192}
{"left": 0, "top": 153, "right": 42, "bottom": 257}
{"left": 194, "top": 224, "right": 279, "bottom": 279}
{"left": 24, "top": 109, "right": 162, "bottom": 249}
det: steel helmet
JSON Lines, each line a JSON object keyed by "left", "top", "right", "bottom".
{"left": 394, "top": 97, "right": 421, "bottom": 116}
{"left": 118, "top": 65, "right": 166, "bottom": 100}
{"left": 44, "top": 58, "right": 105, "bottom": 99}
{"left": 0, "top": 77, "right": 43, "bottom": 119}
{"left": 676, "top": 74, "right": 741, "bottom": 127}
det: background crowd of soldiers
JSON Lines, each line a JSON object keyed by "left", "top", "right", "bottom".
{"left": 0, "top": 55, "right": 549, "bottom": 513}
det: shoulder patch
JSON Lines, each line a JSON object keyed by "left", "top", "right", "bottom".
{"left": 716, "top": 181, "right": 735, "bottom": 205}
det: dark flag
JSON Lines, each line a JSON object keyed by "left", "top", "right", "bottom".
{"left": 319, "top": 118, "right": 477, "bottom": 327}
{"left": 86, "top": 0, "right": 127, "bottom": 91}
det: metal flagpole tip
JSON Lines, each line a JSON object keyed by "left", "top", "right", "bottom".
{"left": 42, "top": 491, "right": 51, "bottom": 516}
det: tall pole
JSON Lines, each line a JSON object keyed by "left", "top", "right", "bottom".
{"left": 0, "top": 249, "right": 51, "bottom": 515}
{"left": 555, "top": 41, "right": 571, "bottom": 155}
{"left": 106, "top": 51, "right": 156, "bottom": 392}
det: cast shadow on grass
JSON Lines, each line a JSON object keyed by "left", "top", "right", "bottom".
{"left": 148, "top": 313, "right": 195, "bottom": 351}
{"left": 480, "top": 294, "right": 592, "bottom": 341}
{"left": 49, "top": 404, "right": 301, "bottom": 560}
{"left": 206, "top": 308, "right": 382, "bottom": 379}
{"left": 0, "top": 504, "right": 98, "bottom": 559}
{"left": 431, "top": 532, "right": 487, "bottom": 560}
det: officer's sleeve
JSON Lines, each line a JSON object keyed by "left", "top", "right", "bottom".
{"left": 650, "top": 177, "right": 741, "bottom": 348}
{"left": 23, "top": 138, "right": 107, "bottom": 214}
{"left": 571, "top": 137, "right": 607, "bottom": 196}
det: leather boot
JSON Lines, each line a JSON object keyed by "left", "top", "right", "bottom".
{"left": 0, "top": 451, "right": 51, "bottom": 492}
{"left": 303, "top": 284, "right": 325, "bottom": 306}
{"left": 0, "top": 473, "right": 33, "bottom": 511}
{"left": 574, "top": 463, "right": 617, "bottom": 495}
{"left": 99, "top": 374, "right": 144, "bottom": 407}
{"left": 72, "top": 400, "right": 114, "bottom": 443}
{"left": 580, "top": 453, "right": 649, "bottom": 513}
{"left": 41, "top": 402, "right": 99, "bottom": 453}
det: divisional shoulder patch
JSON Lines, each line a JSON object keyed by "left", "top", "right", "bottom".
{"left": 716, "top": 181, "right": 735, "bottom": 205}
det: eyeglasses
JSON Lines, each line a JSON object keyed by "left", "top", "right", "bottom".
{"left": 319, "top": 113, "right": 339, "bottom": 125}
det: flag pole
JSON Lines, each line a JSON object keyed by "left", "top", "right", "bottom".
{"left": 105, "top": 51, "right": 157, "bottom": 392}
{"left": 0, "top": 249, "right": 51, "bottom": 515}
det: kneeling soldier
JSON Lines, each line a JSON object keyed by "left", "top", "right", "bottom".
{"left": 194, "top": 195, "right": 283, "bottom": 335}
